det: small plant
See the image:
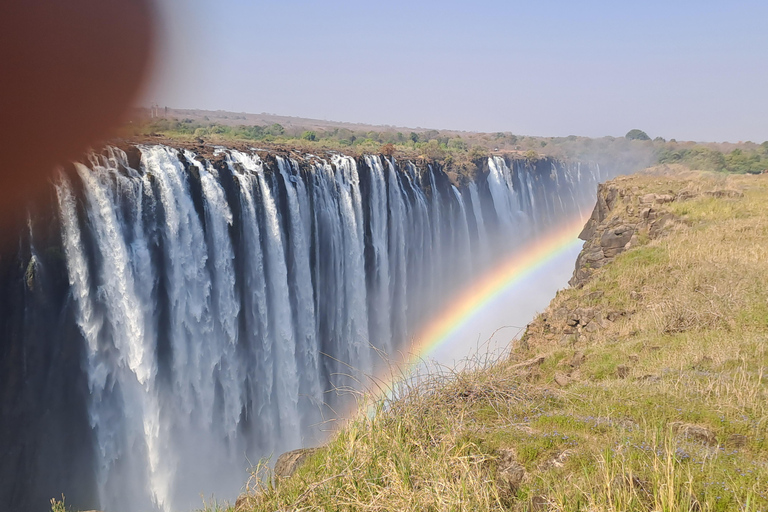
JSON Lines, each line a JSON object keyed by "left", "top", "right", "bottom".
{"left": 50, "top": 495, "right": 68, "bottom": 512}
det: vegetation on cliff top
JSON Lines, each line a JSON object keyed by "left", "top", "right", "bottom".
{"left": 216, "top": 169, "right": 766, "bottom": 512}
{"left": 118, "top": 113, "right": 768, "bottom": 183}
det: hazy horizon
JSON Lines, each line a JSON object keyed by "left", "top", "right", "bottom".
{"left": 144, "top": 0, "right": 768, "bottom": 143}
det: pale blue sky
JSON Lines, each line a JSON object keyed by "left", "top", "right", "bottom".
{"left": 148, "top": 0, "right": 768, "bottom": 142}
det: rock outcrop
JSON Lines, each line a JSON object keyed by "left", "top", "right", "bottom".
{"left": 570, "top": 183, "right": 680, "bottom": 288}
{"left": 274, "top": 448, "right": 319, "bottom": 479}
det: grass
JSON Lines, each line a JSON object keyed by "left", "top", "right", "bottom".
{"left": 53, "top": 170, "right": 768, "bottom": 511}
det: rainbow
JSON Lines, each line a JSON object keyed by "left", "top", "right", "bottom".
{"left": 371, "top": 216, "right": 587, "bottom": 402}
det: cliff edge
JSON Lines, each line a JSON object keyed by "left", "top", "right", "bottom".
{"left": 210, "top": 167, "right": 768, "bottom": 512}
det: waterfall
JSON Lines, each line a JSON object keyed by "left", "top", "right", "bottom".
{"left": 1, "top": 146, "right": 612, "bottom": 512}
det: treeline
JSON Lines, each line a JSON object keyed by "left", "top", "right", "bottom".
{"left": 658, "top": 142, "right": 768, "bottom": 174}
{"left": 121, "top": 118, "right": 768, "bottom": 176}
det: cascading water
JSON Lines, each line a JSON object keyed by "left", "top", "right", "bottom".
{"left": 0, "top": 147, "right": 611, "bottom": 512}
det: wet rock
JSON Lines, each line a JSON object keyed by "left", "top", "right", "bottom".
{"left": 25, "top": 255, "right": 37, "bottom": 292}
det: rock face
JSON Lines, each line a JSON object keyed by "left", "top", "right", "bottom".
{"left": 570, "top": 181, "right": 680, "bottom": 288}
{"left": 274, "top": 448, "right": 320, "bottom": 479}
{"left": 520, "top": 171, "right": 710, "bottom": 352}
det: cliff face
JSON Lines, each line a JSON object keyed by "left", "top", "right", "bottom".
{"left": 523, "top": 164, "right": 748, "bottom": 353}
{"left": 570, "top": 178, "right": 681, "bottom": 288}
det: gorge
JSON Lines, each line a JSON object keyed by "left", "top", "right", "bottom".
{"left": 0, "top": 145, "right": 612, "bottom": 512}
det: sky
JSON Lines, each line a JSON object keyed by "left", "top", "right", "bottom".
{"left": 146, "top": 0, "right": 768, "bottom": 143}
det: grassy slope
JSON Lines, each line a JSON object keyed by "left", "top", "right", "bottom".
{"left": 232, "top": 170, "right": 768, "bottom": 512}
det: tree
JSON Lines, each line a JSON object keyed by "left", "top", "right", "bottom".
{"left": 625, "top": 129, "right": 651, "bottom": 141}
{"left": 469, "top": 145, "right": 489, "bottom": 160}
{"left": 301, "top": 131, "right": 316, "bottom": 141}
{"left": 381, "top": 143, "right": 395, "bottom": 157}
{"left": 266, "top": 123, "right": 284, "bottom": 136}
{"left": 447, "top": 137, "right": 467, "bottom": 151}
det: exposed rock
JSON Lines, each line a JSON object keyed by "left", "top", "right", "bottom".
{"left": 583, "top": 320, "right": 600, "bottom": 333}
{"left": 676, "top": 190, "right": 698, "bottom": 201}
{"left": 25, "top": 255, "right": 37, "bottom": 292}
{"left": 611, "top": 473, "right": 653, "bottom": 503}
{"left": 540, "top": 449, "right": 574, "bottom": 470}
{"left": 570, "top": 351, "right": 585, "bottom": 368}
{"left": 670, "top": 422, "right": 717, "bottom": 446}
{"left": 726, "top": 434, "right": 748, "bottom": 448}
{"left": 234, "top": 493, "right": 259, "bottom": 512}
{"left": 510, "top": 355, "right": 545, "bottom": 370}
{"left": 554, "top": 372, "right": 571, "bottom": 387}
{"left": 496, "top": 448, "right": 526, "bottom": 498}
{"left": 649, "top": 213, "right": 676, "bottom": 238}
{"left": 570, "top": 181, "right": 682, "bottom": 289}
{"left": 527, "top": 495, "right": 550, "bottom": 511}
{"left": 706, "top": 189, "right": 744, "bottom": 198}
{"left": 274, "top": 447, "right": 319, "bottom": 479}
